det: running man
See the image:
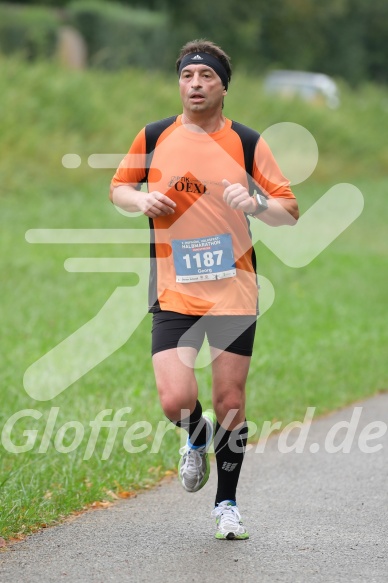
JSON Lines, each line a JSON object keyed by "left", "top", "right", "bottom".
{"left": 110, "top": 39, "right": 299, "bottom": 540}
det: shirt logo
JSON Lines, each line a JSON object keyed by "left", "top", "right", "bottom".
{"left": 169, "top": 175, "right": 207, "bottom": 195}
{"left": 191, "top": 54, "right": 203, "bottom": 61}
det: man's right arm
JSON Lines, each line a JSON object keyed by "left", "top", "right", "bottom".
{"left": 109, "top": 183, "right": 176, "bottom": 218}
{"left": 109, "top": 127, "right": 176, "bottom": 218}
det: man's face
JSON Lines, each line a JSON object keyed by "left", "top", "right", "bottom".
{"left": 179, "top": 64, "right": 227, "bottom": 114}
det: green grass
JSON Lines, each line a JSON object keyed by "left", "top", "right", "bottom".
{"left": 0, "top": 57, "right": 387, "bottom": 540}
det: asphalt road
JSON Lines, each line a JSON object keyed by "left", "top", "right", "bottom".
{"left": 1, "top": 393, "right": 387, "bottom": 583}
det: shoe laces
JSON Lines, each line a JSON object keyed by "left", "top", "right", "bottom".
{"left": 211, "top": 502, "right": 242, "bottom": 528}
{"left": 179, "top": 446, "right": 205, "bottom": 475}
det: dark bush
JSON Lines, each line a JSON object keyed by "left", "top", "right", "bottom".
{"left": 66, "top": 1, "right": 170, "bottom": 70}
{"left": 0, "top": 4, "right": 60, "bottom": 60}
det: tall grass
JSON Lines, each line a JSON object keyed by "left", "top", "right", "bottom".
{"left": 0, "top": 57, "right": 387, "bottom": 539}
{"left": 1, "top": 56, "right": 388, "bottom": 192}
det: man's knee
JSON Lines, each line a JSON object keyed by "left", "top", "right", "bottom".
{"left": 157, "top": 381, "right": 197, "bottom": 422}
{"left": 159, "top": 396, "right": 193, "bottom": 423}
{"left": 213, "top": 390, "right": 245, "bottom": 422}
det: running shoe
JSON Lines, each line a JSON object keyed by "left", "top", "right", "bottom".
{"left": 211, "top": 500, "right": 249, "bottom": 540}
{"left": 178, "top": 410, "right": 216, "bottom": 493}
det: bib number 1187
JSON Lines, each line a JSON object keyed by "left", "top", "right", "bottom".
{"left": 171, "top": 233, "right": 236, "bottom": 282}
{"left": 182, "top": 250, "right": 223, "bottom": 269}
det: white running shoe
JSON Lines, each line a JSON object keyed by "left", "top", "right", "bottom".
{"left": 211, "top": 500, "right": 249, "bottom": 540}
{"left": 178, "top": 410, "right": 216, "bottom": 493}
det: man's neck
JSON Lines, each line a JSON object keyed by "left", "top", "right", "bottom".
{"left": 181, "top": 112, "right": 225, "bottom": 134}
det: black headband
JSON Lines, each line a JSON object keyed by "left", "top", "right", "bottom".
{"left": 178, "top": 52, "right": 229, "bottom": 90}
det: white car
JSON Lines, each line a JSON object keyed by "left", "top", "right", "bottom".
{"left": 264, "top": 70, "right": 340, "bottom": 108}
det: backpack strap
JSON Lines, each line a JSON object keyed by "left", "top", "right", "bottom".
{"left": 231, "top": 120, "right": 261, "bottom": 195}
{"left": 144, "top": 115, "right": 178, "bottom": 184}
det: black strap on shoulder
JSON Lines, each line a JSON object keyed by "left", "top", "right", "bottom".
{"left": 231, "top": 120, "right": 261, "bottom": 195}
{"left": 144, "top": 115, "right": 177, "bottom": 184}
{"left": 144, "top": 117, "right": 259, "bottom": 192}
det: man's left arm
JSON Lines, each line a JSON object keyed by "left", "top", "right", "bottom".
{"left": 251, "top": 194, "right": 299, "bottom": 226}
{"left": 222, "top": 180, "right": 299, "bottom": 226}
{"left": 222, "top": 135, "right": 299, "bottom": 226}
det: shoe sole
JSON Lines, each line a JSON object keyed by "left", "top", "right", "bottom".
{"left": 203, "top": 409, "right": 217, "bottom": 452}
{"left": 215, "top": 532, "right": 249, "bottom": 540}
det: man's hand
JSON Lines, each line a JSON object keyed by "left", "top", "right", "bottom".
{"left": 110, "top": 184, "right": 176, "bottom": 217}
{"left": 137, "top": 191, "right": 176, "bottom": 218}
{"left": 222, "top": 179, "right": 299, "bottom": 225}
{"left": 222, "top": 179, "right": 256, "bottom": 214}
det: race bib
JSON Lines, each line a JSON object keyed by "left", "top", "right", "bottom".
{"left": 171, "top": 234, "right": 236, "bottom": 283}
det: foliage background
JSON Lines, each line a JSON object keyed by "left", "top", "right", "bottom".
{"left": 1, "top": 0, "right": 388, "bottom": 84}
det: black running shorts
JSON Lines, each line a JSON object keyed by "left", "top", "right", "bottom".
{"left": 151, "top": 311, "right": 257, "bottom": 356}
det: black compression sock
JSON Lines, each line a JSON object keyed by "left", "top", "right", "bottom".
{"left": 171, "top": 400, "right": 208, "bottom": 447}
{"left": 214, "top": 420, "right": 248, "bottom": 505}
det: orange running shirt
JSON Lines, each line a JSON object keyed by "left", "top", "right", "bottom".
{"left": 111, "top": 115, "right": 295, "bottom": 316}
